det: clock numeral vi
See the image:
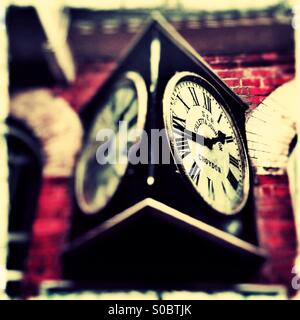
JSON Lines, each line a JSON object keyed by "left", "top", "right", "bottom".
{"left": 207, "top": 177, "right": 215, "bottom": 200}
{"left": 189, "top": 161, "right": 200, "bottom": 185}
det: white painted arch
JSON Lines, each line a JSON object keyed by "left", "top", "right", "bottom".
{"left": 246, "top": 80, "right": 297, "bottom": 175}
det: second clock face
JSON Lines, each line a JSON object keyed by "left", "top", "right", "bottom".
{"left": 163, "top": 72, "right": 250, "bottom": 215}
{"left": 75, "top": 71, "right": 147, "bottom": 214}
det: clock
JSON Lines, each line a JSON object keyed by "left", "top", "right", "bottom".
{"left": 163, "top": 72, "right": 250, "bottom": 215}
{"left": 64, "top": 18, "right": 264, "bottom": 286}
{"left": 75, "top": 71, "right": 148, "bottom": 214}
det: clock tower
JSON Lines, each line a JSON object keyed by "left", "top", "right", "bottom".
{"left": 63, "top": 16, "right": 265, "bottom": 286}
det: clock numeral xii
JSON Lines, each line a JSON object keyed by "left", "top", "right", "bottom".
{"left": 203, "top": 92, "right": 212, "bottom": 113}
{"left": 188, "top": 87, "right": 200, "bottom": 106}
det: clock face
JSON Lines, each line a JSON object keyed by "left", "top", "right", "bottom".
{"left": 75, "top": 72, "right": 147, "bottom": 214}
{"left": 163, "top": 72, "right": 250, "bottom": 215}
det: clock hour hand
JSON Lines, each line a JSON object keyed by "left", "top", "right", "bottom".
{"left": 182, "top": 129, "right": 227, "bottom": 149}
{"left": 210, "top": 130, "right": 226, "bottom": 146}
{"left": 209, "top": 130, "right": 235, "bottom": 148}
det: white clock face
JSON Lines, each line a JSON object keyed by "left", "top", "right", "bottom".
{"left": 163, "top": 72, "right": 250, "bottom": 215}
{"left": 75, "top": 72, "right": 147, "bottom": 214}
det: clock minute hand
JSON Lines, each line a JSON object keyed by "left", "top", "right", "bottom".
{"left": 115, "top": 94, "right": 136, "bottom": 124}
{"left": 182, "top": 128, "right": 213, "bottom": 150}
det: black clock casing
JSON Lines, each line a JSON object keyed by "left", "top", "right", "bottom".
{"left": 70, "top": 23, "right": 153, "bottom": 239}
{"left": 149, "top": 23, "right": 257, "bottom": 245}
{"left": 65, "top": 16, "right": 265, "bottom": 285}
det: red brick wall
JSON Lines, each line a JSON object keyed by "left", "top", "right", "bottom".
{"left": 206, "top": 52, "right": 296, "bottom": 289}
{"left": 25, "top": 51, "right": 296, "bottom": 294}
{"left": 255, "top": 175, "right": 297, "bottom": 287}
{"left": 25, "top": 178, "right": 72, "bottom": 293}
{"left": 205, "top": 52, "right": 294, "bottom": 110}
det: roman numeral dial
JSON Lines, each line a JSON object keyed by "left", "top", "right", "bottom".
{"left": 164, "top": 72, "right": 250, "bottom": 215}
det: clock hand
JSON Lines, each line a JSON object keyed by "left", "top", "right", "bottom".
{"left": 177, "top": 128, "right": 213, "bottom": 150}
{"left": 210, "top": 130, "right": 226, "bottom": 146}
{"left": 178, "top": 129, "right": 232, "bottom": 149}
{"left": 115, "top": 94, "right": 136, "bottom": 124}
{"left": 210, "top": 130, "right": 236, "bottom": 148}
